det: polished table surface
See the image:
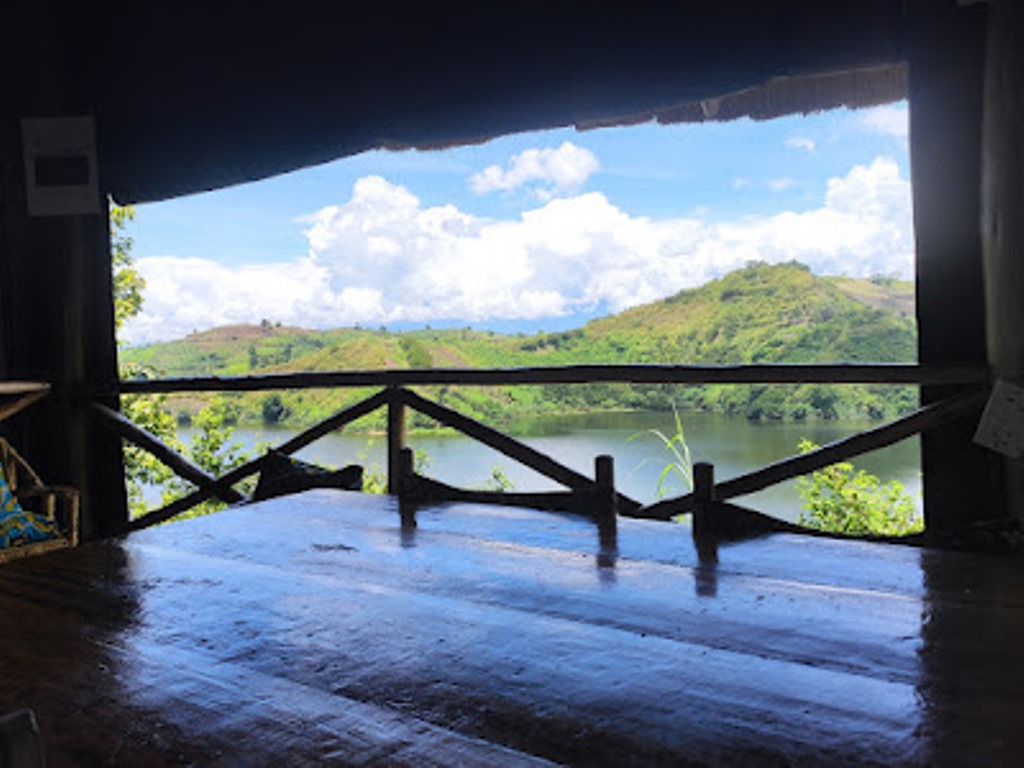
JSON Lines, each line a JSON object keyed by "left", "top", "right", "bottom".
{"left": 2, "top": 490, "right": 1023, "bottom": 766}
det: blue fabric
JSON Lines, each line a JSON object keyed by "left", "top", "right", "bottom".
{"left": 0, "top": 473, "right": 58, "bottom": 549}
{"left": 0, "top": 471, "right": 20, "bottom": 515}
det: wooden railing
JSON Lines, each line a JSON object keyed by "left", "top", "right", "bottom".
{"left": 99, "top": 363, "right": 990, "bottom": 545}
{"left": 117, "top": 363, "right": 986, "bottom": 393}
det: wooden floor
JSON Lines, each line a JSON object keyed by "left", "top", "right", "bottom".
{"left": 2, "top": 491, "right": 1024, "bottom": 766}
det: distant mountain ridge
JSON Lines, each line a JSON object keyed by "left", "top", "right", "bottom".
{"left": 122, "top": 262, "right": 918, "bottom": 426}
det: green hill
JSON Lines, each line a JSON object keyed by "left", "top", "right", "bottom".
{"left": 121, "top": 262, "right": 918, "bottom": 427}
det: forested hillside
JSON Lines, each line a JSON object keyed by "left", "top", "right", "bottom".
{"left": 122, "top": 262, "right": 917, "bottom": 428}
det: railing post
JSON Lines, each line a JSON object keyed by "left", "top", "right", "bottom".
{"left": 399, "top": 447, "right": 415, "bottom": 496}
{"left": 692, "top": 462, "right": 717, "bottom": 561}
{"left": 387, "top": 387, "right": 405, "bottom": 496}
{"left": 595, "top": 454, "right": 617, "bottom": 540}
{"left": 398, "top": 446, "right": 418, "bottom": 529}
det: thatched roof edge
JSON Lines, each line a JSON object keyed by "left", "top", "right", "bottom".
{"left": 577, "top": 62, "right": 908, "bottom": 132}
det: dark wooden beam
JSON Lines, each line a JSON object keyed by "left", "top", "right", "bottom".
{"left": 387, "top": 388, "right": 405, "bottom": 496}
{"left": 93, "top": 403, "right": 243, "bottom": 505}
{"left": 634, "top": 389, "right": 988, "bottom": 522}
{"left": 715, "top": 389, "right": 987, "bottom": 502}
{"left": 116, "top": 363, "right": 987, "bottom": 395}
{"left": 0, "top": 1, "right": 128, "bottom": 539}
{"left": 909, "top": 0, "right": 1003, "bottom": 532}
{"left": 981, "top": 0, "right": 1024, "bottom": 518}
{"left": 401, "top": 387, "right": 641, "bottom": 513}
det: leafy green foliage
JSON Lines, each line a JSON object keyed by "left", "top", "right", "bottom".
{"left": 120, "top": 371, "right": 252, "bottom": 519}
{"left": 111, "top": 204, "right": 145, "bottom": 333}
{"left": 476, "top": 466, "right": 514, "bottom": 493}
{"left": 120, "top": 366, "right": 184, "bottom": 517}
{"left": 794, "top": 440, "right": 922, "bottom": 536}
{"left": 400, "top": 337, "right": 433, "bottom": 368}
{"left": 165, "top": 397, "right": 252, "bottom": 519}
{"left": 114, "top": 207, "right": 250, "bottom": 521}
{"left": 261, "top": 393, "right": 290, "bottom": 424}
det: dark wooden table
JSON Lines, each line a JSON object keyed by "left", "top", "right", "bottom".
{"left": 2, "top": 490, "right": 1023, "bottom": 765}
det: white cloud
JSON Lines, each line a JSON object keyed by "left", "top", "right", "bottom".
{"left": 785, "top": 136, "right": 816, "bottom": 152}
{"left": 768, "top": 177, "right": 796, "bottom": 192}
{"left": 469, "top": 142, "right": 599, "bottom": 198}
{"left": 857, "top": 104, "right": 909, "bottom": 139}
{"left": 124, "top": 256, "right": 336, "bottom": 344}
{"left": 121, "top": 158, "right": 914, "bottom": 345}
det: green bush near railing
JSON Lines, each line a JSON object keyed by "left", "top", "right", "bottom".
{"left": 794, "top": 439, "right": 921, "bottom": 536}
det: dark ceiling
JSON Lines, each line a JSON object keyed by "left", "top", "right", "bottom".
{"left": 8, "top": 1, "right": 910, "bottom": 203}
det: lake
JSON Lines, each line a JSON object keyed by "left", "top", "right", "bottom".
{"left": 178, "top": 410, "right": 922, "bottom": 523}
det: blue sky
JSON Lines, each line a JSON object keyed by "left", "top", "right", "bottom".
{"left": 122, "top": 103, "right": 910, "bottom": 344}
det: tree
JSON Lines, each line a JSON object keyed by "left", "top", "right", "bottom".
{"left": 120, "top": 364, "right": 184, "bottom": 516}
{"left": 261, "top": 393, "right": 289, "bottom": 424}
{"left": 166, "top": 397, "right": 252, "bottom": 518}
{"left": 112, "top": 202, "right": 250, "bottom": 519}
{"left": 111, "top": 204, "right": 145, "bottom": 333}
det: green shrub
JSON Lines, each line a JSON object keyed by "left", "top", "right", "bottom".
{"left": 794, "top": 440, "right": 921, "bottom": 536}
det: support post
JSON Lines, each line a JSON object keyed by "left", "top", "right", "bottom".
{"left": 909, "top": 0, "right": 1003, "bottom": 533}
{"left": 981, "top": 0, "right": 1024, "bottom": 519}
{"left": 692, "top": 462, "right": 718, "bottom": 563}
{"left": 0, "top": 6, "right": 128, "bottom": 538}
{"left": 397, "top": 446, "right": 417, "bottom": 529}
{"left": 594, "top": 454, "right": 617, "bottom": 541}
{"left": 398, "top": 447, "right": 414, "bottom": 496}
{"left": 386, "top": 387, "right": 405, "bottom": 496}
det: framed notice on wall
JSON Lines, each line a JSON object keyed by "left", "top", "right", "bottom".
{"left": 21, "top": 116, "right": 100, "bottom": 217}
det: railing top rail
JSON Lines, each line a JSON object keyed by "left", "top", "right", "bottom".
{"left": 0, "top": 381, "right": 50, "bottom": 395}
{"left": 116, "top": 363, "right": 989, "bottom": 395}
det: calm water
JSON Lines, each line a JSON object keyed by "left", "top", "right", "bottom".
{"left": 179, "top": 411, "right": 921, "bottom": 523}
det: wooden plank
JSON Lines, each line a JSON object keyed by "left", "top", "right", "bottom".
{"left": 123, "top": 469, "right": 261, "bottom": 533}
{"left": 698, "top": 497, "right": 923, "bottom": 545}
{"left": 402, "top": 389, "right": 592, "bottom": 491}
{"left": 635, "top": 388, "right": 988, "bottom": 521}
{"left": 7, "top": 494, "right": 1024, "bottom": 764}
{"left": 387, "top": 388, "right": 405, "bottom": 495}
{"left": 404, "top": 472, "right": 583, "bottom": 512}
{"left": 594, "top": 455, "right": 617, "bottom": 538}
{"left": 126, "top": 390, "right": 391, "bottom": 532}
{"left": 0, "top": 386, "right": 48, "bottom": 424}
{"left": 116, "top": 363, "right": 989, "bottom": 395}
{"left": 715, "top": 388, "right": 988, "bottom": 501}
{"left": 401, "top": 388, "right": 641, "bottom": 512}
{"left": 0, "top": 381, "right": 50, "bottom": 396}
{"left": 626, "top": 493, "right": 694, "bottom": 520}
{"left": 273, "top": 388, "right": 388, "bottom": 456}
{"left": 92, "top": 403, "right": 244, "bottom": 504}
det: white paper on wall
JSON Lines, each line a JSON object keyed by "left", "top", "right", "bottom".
{"left": 21, "top": 116, "right": 100, "bottom": 217}
{"left": 974, "top": 379, "right": 1024, "bottom": 459}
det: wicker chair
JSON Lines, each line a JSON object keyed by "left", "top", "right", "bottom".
{"left": 0, "top": 438, "right": 79, "bottom": 564}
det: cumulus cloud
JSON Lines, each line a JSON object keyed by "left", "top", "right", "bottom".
{"left": 121, "top": 158, "right": 913, "bottom": 345}
{"left": 124, "top": 256, "right": 335, "bottom": 344}
{"left": 858, "top": 104, "right": 909, "bottom": 139}
{"left": 469, "top": 141, "right": 599, "bottom": 199}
